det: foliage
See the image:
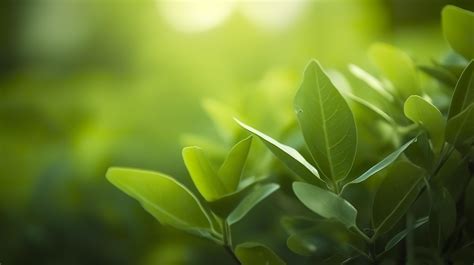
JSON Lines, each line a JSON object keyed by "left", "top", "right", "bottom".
{"left": 107, "top": 5, "right": 474, "bottom": 264}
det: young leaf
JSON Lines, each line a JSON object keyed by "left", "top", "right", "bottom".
{"left": 235, "top": 118, "right": 325, "bottom": 187}
{"left": 448, "top": 60, "right": 474, "bottom": 119}
{"left": 385, "top": 216, "right": 429, "bottom": 251}
{"left": 446, "top": 103, "right": 474, "bottom": 149}
{"left": 345, "top": 93, "right": 396, "bottom": 125}
{"left": 235, "top": 242, "right": 286, "bottom": 265}
{"left": 293, "top": 182, "right": 358, "bottom": 228}
{"left": 404, "top": 95, "right": 446, "bottom": 153}
{"left": 369, "top": 43, "right": 421, "bottom": 99}
{"left": 372, "top": 161, "right": 425, "bottom": 236}
{"left": 227, "top": 183, "right": 279, "bottom": 225}
{"left": 442, "top": 5, "right": 474, "bottom": 60}
{"left": 218, "top": 136, "right": 252, "bottom": 192}
{"left": 342, "top": 137, "right": 417, "bottom": 192}
{"left": 183, "top": 147, "right": 229, "bottom": 201}
{"left": 106, "top": 168, "right": 213, "bottom": 234}
{"left": 294, "top": 60, "right": 357, "bottom": 183}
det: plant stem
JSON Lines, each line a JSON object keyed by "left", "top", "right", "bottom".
{"left": 222, "top": 220, "right": 240, "bottom": 265}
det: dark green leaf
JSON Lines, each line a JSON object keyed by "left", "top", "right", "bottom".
{"left": 385, "top": 216, "right": 428, "bottom": 251}
{"left": 448, "top": 60, "right": 474, "bottom": 119}
{"left": 235, "top": 242, "right": 286, "bottom": 265}
{"left": 446, "top": 103, "right": 474, "bottom": 149}
{"left": 418, "top": 65, "right": 458, "bottom": 87}
{"left": 293, "top": 182, "right": 358, "bottom": 228}
{"left": 429, "top": 187, "right": 456, "bottom": 248}
{"left": 294, "top": 60, "right": 357, "bottom": 183}
{"left": 372, "top": 161, "right": 425, "bottom": 236}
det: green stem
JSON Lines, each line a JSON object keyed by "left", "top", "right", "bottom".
{"left": 222, "top": 220, "right": 240, "bottom": 265}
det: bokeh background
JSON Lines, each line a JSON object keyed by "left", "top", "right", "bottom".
{"left": 1, "top": 0, "right": 473, "bottom": 264}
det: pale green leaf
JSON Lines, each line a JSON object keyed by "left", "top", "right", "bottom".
{"left": 345, "top": 93, "right": 395, "bottom": 125}
{"left": 342, "top": 137, "right": 417, "bottom": 192}
{"left": 227, "top": 183, "right": 279, "bottom": 225}
{"left": 404, "top": 95, "right": 446, "bottom": 153}
{"left": 372, "top": 161, "right": 425, "bottom": 236}
{"left": 369, "top": 43, "right": 421, "bottom": 99}
{"left": 442, "top": 5, "right": 474, "bottom": 60}
{"left": 235, "top": 242, "right": 286, "bottom": 265}
{"left": 218, "top": 136, "right": 252, "bottom": 192}
{"left": 348, "top": 64, "right": 394, "bottom": 101}
{"left": 448, "top": 60, "right": 474, "bottom": 118}
{"left": 235, "top": 118, "right": 325, "bottom": 187}
{"left": 293, "top": 182, "right": 358, "bottom": 228}
{"left": 106, "top": 168, "right": 214, "bottom": 235}
{"left": 202, "top": 98, "right": 240, "bottom": 141}
{"left": 294, "top": 60, "right": 357, "bottom": 183}
{"left": 182, "top": 147, "right": 228, "bottom": 201}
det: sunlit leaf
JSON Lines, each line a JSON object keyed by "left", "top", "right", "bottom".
{"left": 448, "top": 60, "right": 474, "bottom": 119}
{"left": 294, "top": 60, "right": 357, "bottom": 183}
{"left": 404, "top": 95, "right": 446, "bottom": 153}
{"left": 235, "top": 118, "right": 325, "bottom": 187}
{"left": 293, "top": 182, "right": 357, "bottom": 228}
{"left": 348, "top": 64, "right": 394, "bottom": 101}
{"left": 372, "top": 161, "right": 425, "bottom": 236}
{"left": 235, "top": 242, "right": 286, "bottom": 265}
{"left": 345, "top": 93, "right": 395, "bottom": 125}
{"left": 342, "top": 137, "right": 417, "bottom": 192}
{"left": 369, "top": 43, "right": 421, "bottom": 99}
{"left": 202, "top": 98, "right": 240, "bottom": 141}
{"left": 442, "top": 5, "right": 474, "bottom": 60}
{"left": 385, "top": 216, "right": 428, "bottom": 251}
{"left": 227, "top": 183, "right": 279, "bottom": 225}
{"left": 183, "top": 147, "right": 229, "bottom": 201}
{"left": 218, "top": 136, "right": 252, "bottom": 192}
{"left": 106, "top": 168, "right": 214, "bottom": 236}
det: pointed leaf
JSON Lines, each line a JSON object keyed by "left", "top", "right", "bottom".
{"left": 418, "top": 65, "right": 457, "bottom": 87}
{"left": 293, "top": 182, "right": 357, "bottom": 228}
{"left": 348, "top": 64, "right": 394, "bottom": 101}
{"left": 385, "top": 216, "right": 429, "bottom": 251}
{"left": 345, "top": 93, "right": 395, "bottom": 125}
{"left": 235, "top": 118, "right": 324, "bottom": 186}
{"left": 235, "top": 242, "right": 286, "bottom": 265}
{"left": 294, "top": 60, "right": 357, "bottom": 183}
{"left": 372, "top": 161, "right": 425, "bottom": 236}
{"left": 446, "top": 103, "right": 474, "bottom": 149}
{"left": 342, "top": 138, "right": 417, "bottom": 191}
{"left": 404, "top": 95, "right": 446, "bottom": 153}
{"left": 227, "top": 183, "right": 279, "bottom": 225}
{"left": 369, "top": 43, "right": 421, "bottom": 99}
{"left": 183, "top": 147, "right": 228, "bottom": 201}
{"left": 448, "top": 60, "right": 474, "bottom": 118}
{"left": 218, "top": 136, "right": 252, "bottom": 192}
{"left": 106, "top": 168, "right": 213, "bottom": 235}
{"left": 442, "top": 5, "right": 474, "bottom": 60}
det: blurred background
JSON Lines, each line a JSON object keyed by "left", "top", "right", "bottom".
{"left": 1, "top": 0, "right": 473, "bottom": 264}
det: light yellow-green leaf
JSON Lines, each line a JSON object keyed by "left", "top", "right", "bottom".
{"left": 404, "top": 95, "right": 446, "bottom": 153}
{"left": 369, "top": 43, "right": 421, "bottom": 99}
{"left": 442, "top": 5, "right": 474, "bottom": 60}
{"left": 235, "top": 242, "right": 286, "bottom": 265}
{"left": 218, "top": 136, "right": 252, "bottom": 192}
{"left": 183, "top": 147, "right": 229, "bottom": 201}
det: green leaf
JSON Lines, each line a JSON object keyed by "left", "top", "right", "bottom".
{"left": 227, "top": 183, "right": 279, "bottom": 225}
{"left": 218, "top": 136, "right": 252, "bottom": 192}
{"left": 293, "top": 182, "right": 357, "bottom": 228}
{"left": 202, "top": 98, "right": 240, "bottom": 141}
{"left": 429, "top": 187, "right": 456, "bottom": 248}
{"left": 345, "top": 93, "right": 395, "bottom": 125}
{"left": 106, "top": 168, "right": 214, "bottom": 236}
{"left": 235, "top": 118, "right": 325, "bottom": 187}
{"left": 465, "top": 179, "right": 474, "bottom": 236}
{"left": 294, "top": 60, "right": 357, "bottom": 183}
{"left": 348, "top": 64, "right": 394, "bottom": 101}
{"left": 442, "top": 5, "right": 474, "bottom": 60}
{"left": 182, "top": 147, "right": 228, "bottom": 201}
{"left": 342, "top": 137, "right": 417, "bottom": 192}
{"left": 369, "top": 43, "right": 421, "bottom": 99}
{"left": 235, "top": 242, "right": 286, "bottom": 265}
{"left": 418, "top": 65, "right": 457, "bottom": 87}
{"left": 448, "top": 60, "right": 474, "bottom": 119}
{"left": 372, "top": 161, "right": 425, "bottom": 236}
{"left": 446, "top": 103, "right": 474, "bottom": 149}
{"left": 385, "top": 216, "right": 429, "bottom": 251}
{"left": 405, "top": 133, "right": 435, "bottom": 170}
{"left": 404, "top": 95, "right": 446, "bottom": 153}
